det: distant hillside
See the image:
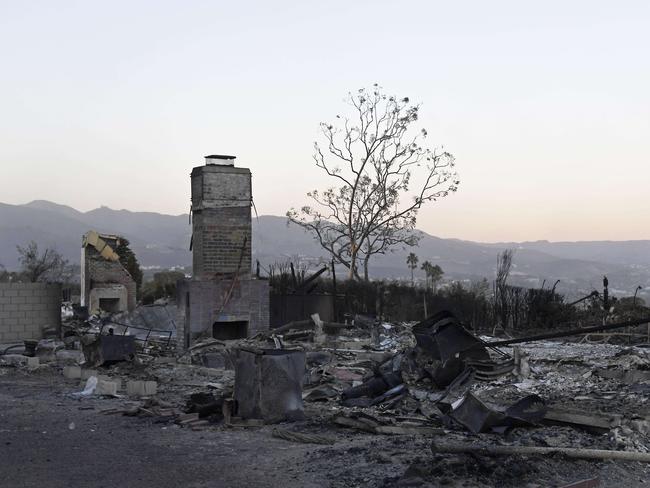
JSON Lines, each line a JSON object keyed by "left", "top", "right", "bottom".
{"left": 0, "top": 200, "right": 191, "bottom": 269}
{"left": 1, "top": 200, "right": 648, "bottom": 300}
{"left": 484, "top": 239, "right": 650, "bottom": 266}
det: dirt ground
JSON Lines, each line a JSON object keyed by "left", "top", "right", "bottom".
{"left": 1, "top": 362, "right": 649, "bottom": 488}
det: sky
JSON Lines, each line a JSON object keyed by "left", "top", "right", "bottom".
{"left": 1, "top": 0, "right": 648, "bottom": 242}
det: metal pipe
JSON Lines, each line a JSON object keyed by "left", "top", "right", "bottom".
{"left": 634, "top": 285, "right": 643, "bottom": 307}
{"left": 487, "top": 317, "right": 650, "bottom": 347}
{"left": 431, "top": 441, "right": 650, "bottom": 463}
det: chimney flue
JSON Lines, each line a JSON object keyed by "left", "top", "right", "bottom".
{"left": 205, "top": 154, "right": 236, "bottom": 166}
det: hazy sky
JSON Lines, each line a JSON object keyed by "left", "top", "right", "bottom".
{"left": 1, "top": 1, "right": 648, "bottom": 242}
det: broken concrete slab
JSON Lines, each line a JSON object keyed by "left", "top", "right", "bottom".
{"left": 55, "top": 349, "right": 85, "bottom": 364}
{"left": 63, "top": 365, "right": 82, "bottom": 379}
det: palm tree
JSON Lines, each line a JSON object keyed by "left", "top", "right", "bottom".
{"left": 421, "top": 260, "right": 432, "bottom": 290}
{"left": 406, "top": 253, "right": 419, "bottom": 287}
{"left": 421, "top": 261, "right": 444, "bottom": 292}
{"left": 429, "top": 264, "right": 444, "bottom": 293}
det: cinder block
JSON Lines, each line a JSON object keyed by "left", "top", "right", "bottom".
{"left": 110, "top": 377, "right": 123, "bottom": 391}
{"left": 63, "top": 365, "right": 82, "bottom": 379}
{"left": 143, "top": 381, "right": 157, "bottom": 395}
{"left": 126, "top": 380, "right": 143, "bottom": 396}
{"left": 95, "top": 380, "right": 118, "bottom": 396}
{"left": 126, "top": 380, "right": 157, "bottom": 396}
{"left": 26, "top": 357, "right": 39, "bottom": 369}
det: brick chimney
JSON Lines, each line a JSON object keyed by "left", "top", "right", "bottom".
{"left": 190, "top": 155, "right": 252, "bottom": 279}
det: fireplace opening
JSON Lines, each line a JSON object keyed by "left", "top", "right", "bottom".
{"left": 99, "top": 297, "right": 121, "bottom": 313}
{"left": 212, "top": 320, "right": 248, "bottom": 340}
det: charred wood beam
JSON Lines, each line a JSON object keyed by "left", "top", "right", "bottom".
{"left": 271, "top": 318, "right": 354, "bottom": 335}
{"left": 294, "top": 266, "right": 328, "bottom": 294}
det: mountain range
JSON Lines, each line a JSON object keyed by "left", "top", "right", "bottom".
{"left": 1, "top": 200, "right": 649, "bottom": 300}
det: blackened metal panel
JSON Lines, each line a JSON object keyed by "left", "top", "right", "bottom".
{"left": 233, "top": 348, "right": 306, "bottom": 423}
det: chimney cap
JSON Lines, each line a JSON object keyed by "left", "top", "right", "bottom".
{"left": 205, "top": 154, "right": 236, "bottom": 166}
{"left": 205, "top": 154, "right": 236, "bottom": 160}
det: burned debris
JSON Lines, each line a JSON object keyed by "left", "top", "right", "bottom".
{"left": 10, "top": 298, "right": 643, "bottom": 486}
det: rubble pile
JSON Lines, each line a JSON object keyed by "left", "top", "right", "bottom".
{"left": 3, "top": 307, "right": 650, "bottom": 486}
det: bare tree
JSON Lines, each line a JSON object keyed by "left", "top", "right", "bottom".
{"left": 494, "top": 249, "right": 514, "bottom": 331}
{"left": 16, "top": 241, "right": 70, "bottom": 283}
{"left": 288, "top": 85, "right": 459, "bottom": 280}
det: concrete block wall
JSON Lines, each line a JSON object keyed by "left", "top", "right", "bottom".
{"left": 0, "top": 283, "right": 61, "bottom": 343}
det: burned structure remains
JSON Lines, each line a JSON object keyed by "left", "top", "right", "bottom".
{"left": 176, "top": 155, "right": 270, "bottom": 349}
{"left": 80, "top": 231, "right": 137, "bottom": 313}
